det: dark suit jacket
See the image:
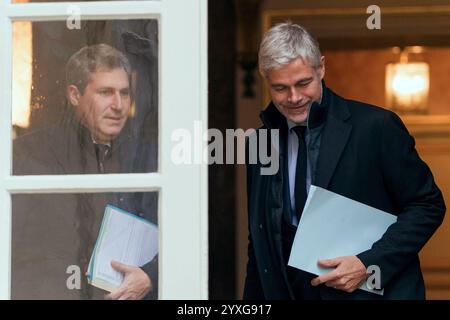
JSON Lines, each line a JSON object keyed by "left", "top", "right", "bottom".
{"left": 244, "top": 85, "right": 446, "bottom": 300}
{"left": 12, "top": 115, "right": 158, "bottom": 299}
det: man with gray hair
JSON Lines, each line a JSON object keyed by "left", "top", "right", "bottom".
{"left": 244, "top": 22, "right": 445, "bottom": 299}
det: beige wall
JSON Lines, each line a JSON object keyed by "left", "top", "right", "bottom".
{"left": 262, "top": 0, "right": 450, "bottom": 10}
{"left": 323, "top": 47, "right": 450, "bottom": 115}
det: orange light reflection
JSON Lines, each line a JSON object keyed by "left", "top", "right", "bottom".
{"left": 12, "top": 21, "right": 32, "bottom": 129}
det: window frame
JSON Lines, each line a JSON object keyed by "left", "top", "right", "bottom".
{"left": 0, "top": 0, "right": 208, "bottom": 299}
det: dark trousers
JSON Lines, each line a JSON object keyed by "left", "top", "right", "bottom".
{"left": 282, "top": 219, "right": 322, "bottom": 300}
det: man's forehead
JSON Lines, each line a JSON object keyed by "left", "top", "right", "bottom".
{"left": 267, "top": 58, "right": 319, "bottom": 82}
{"left": 87, "top": 67, "right": 130, "bottom": 86}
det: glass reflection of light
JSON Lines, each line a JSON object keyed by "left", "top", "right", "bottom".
{"left": 392, "top": 73, "right": 426, "bottom": 95}
{"left": 12, "top": 20, "right": 32, "bottom": 129}
{"left": 385, "top": 62, "right": 429, "bottom": 114}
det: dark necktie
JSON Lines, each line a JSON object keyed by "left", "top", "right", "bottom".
{"left": 94, "top": 144, "right": 111, "bottom": 173}
{"left": 293, "top": 126, "right": 307, "bottom": 222}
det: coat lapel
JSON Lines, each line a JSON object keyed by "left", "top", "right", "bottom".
{"left": 315, "top": 95, "right": 352, "bottom": 189}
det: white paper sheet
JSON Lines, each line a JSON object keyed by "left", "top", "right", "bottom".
{"left": 288, "top": 185, "right": 397, "bottom": 295}
{"left": 87, "top": 205, "right": 158, "bottom": 292}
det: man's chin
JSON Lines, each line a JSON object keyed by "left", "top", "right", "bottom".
{"left": 274, "top": 103, "right": 309, "bottom": 124}
{"left": 282, "top": 106, "right": 309, "bottom": 124}
{"left": 94, "top": 131, "right": 120, "bottom": 144}
{"left": 287, "top": 113, "right": 308, "bottom": 125}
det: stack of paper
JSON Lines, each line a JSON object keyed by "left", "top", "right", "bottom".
{"left": 288, "top": 186, "right": 397, "bottom": 295}
{"left": 87, "top": 205, "right": 158, "bottom": 292}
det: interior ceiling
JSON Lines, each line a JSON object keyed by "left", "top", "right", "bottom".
{"left": 318, "top": 35, "right": 450, "bottom": 51}
{"left": 265, "top": 6, "right": 450, "bottom": 50}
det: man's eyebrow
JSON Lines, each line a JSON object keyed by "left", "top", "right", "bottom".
{"left": 270, "top": 83, "right": 286, "bottom": 87}
{"left": 270, "top": 77, "right": 314, "bottom": 87}
{"left": 296, "top": 77, "right": 313, "bottom": 83}
{"left": 96, "top": 86, "right": 130, "bottom": 91}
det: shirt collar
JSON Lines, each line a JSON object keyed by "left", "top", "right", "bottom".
{"left": 91, "top": 134, "right": 112, "bottom": 148}
{"left": 287, "top": 119, "right": 305, "bottom": 131}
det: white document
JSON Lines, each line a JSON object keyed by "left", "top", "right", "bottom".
{"left": 288, "top": 185, "right": 397, "bottom": 295}
{"left": 87, "top": 204, "right": 158, "bottom": 292}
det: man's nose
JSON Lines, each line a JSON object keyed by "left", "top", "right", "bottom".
{"left": 110, "top": 92, "right": 123, "bottom": 111}
{"left": 287, "top": 87, "right": 302, "bottom": 104}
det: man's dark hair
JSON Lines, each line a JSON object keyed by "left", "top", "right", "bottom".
{"left": 66, "top": 43, "right": 132, "bottom": 94}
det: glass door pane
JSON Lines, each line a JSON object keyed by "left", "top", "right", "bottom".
{"left": 12, "top": 19, "right": 159, "bottom": 175}
{"left": 12, "top": 191, "right": 159, "bottom": 299}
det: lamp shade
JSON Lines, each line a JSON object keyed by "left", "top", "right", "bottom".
{"left": 385, "top": 62, "right": 429, "bottom": 114}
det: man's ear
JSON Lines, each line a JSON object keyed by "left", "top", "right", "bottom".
{"left": 67, "top": 85, "right": 82, "bottom": 106}
{"left": 319, "top": 56, "right": 325, "bottom": 80}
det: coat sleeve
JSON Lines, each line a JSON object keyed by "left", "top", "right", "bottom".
{"left": 357, "top": 111, "right": 446, "bottom": 288}
{"left": 138, "top": 192, "right": 159, "bottom": 299}
{"left": 140, "top": 255, "right": 158, "bottom": 299}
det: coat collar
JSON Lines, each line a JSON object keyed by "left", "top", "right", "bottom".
{"left": 60, "top": 108, "right": 133, "bottom": 155}
{"left": 314, "top": 88, "right": 352, "bottom": 188}
{"left": 45, "top": 108, "right": 136, "bottom": 174}
{"left": 260, "top": 81, "right": 347, "bottom": 130}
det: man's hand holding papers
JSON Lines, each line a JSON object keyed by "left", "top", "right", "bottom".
{"left": 288, "top": 186, "right": 397, "bottom": 295}
{"left": 310, "top": 256, "right": 367, "bottom": 293}
{"left": 104, "top": 261, "right": 152, "bottom": 300}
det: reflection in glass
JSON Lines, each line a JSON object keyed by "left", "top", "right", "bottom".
{"left": 12, "top": 21, "right": 32, "bottom": 129}
{"left": 12, "top": 191, "right": 158, "bottom": 300}
{"left": 12, "top": 19, "right": 159, "bottom": 174}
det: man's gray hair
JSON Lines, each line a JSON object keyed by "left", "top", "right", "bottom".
{"left": 258, "top": 22, "right": 322, "bottom": 77}
{"left": 66, "top": 43, "right": 131, "bottom": 93}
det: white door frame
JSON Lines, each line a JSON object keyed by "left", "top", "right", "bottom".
{"left": 0, "top": 0, "right": 208, "bottom": 300}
